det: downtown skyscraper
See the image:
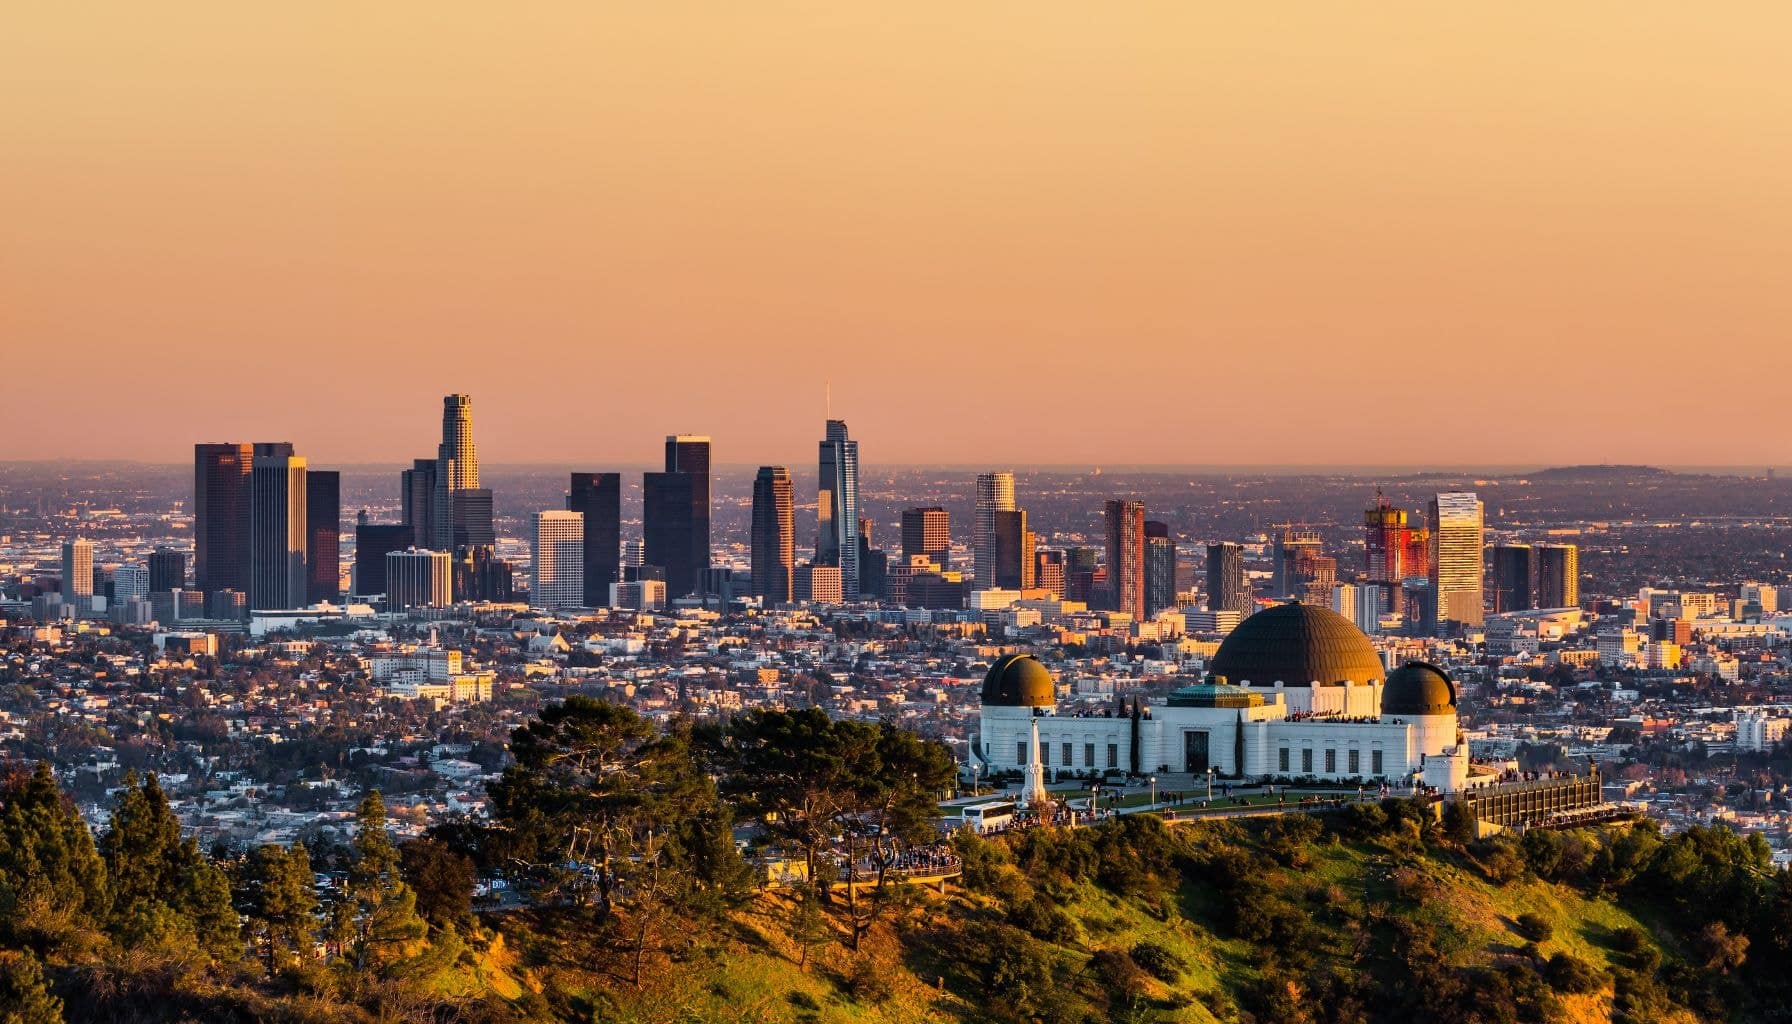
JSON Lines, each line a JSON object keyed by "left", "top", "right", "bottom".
{"left": 304, "top": 470, "right": 341, "bottom": 603}
{"left": 532, "top": 510, "right": 585, "bottom": 610}
{"left": 1205, "top": 541, "right": 1254, "bottom": 616}
{"left": 194, "top": 442, "right": 254, "bottom": 595}
{"left": 1491, "top": 543, "right": 1533, "bottom": 614}
{"left": 248, "top": 442, "right": 307, "bottom": 610}
{"left": 993, "top": 509, "right": 1035, "bottom": 590}
{"left": 816, "top": 420, "right": 861, "bottom": 600}
{"left": 568, "top": 473, "right": 621, "bottom": 607}
{"left": 974, "top": 471, "right": 1015, "bottom": 591}
{"left": 1429, "top": 491, "right": 1485, "bottom": 628}
{"left": 1536, "top": 543, "right": 1579, "bottom": 609}
{"left": 901, "top": 507, "right": 951, "bottom": 569}
{"left": 1144, "top": 520, "right": 1176, "bottom": 616}
{"left": 750, "top": 466, "right": 794, "bottom": 603}
{"left": 431, "top": 394, "right": 479, "bottom": 551}
{"left": 1104, "top": 499, "right": 1146, "bottom": 620}
{"left": 645, "top": 435, "right": 711, "bottom": 598}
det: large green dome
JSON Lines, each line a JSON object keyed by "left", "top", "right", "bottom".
{"left": 1209, "top": 602, "right": 1385, "bottom": 687}
{"left": 980, "top": 653, "right": 1056, "bottom": 707}
{"left": 1382, "top": 662, "right": 1456, "bottom": 716}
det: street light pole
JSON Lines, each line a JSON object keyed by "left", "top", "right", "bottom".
{"left": 1206, "top": 766, "right": 1214, "bottom": 802}
{"left": 1148, "top": 775, "right": 1157, "bottom": 810}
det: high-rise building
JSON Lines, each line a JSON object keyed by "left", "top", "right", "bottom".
{"left": 642, "top": 471, "right": 696, "bottom": 597}
{"left": 1144, "top": 520, "right": 1176, "bottom": 616}
{"left": 974, "top": 472, "right": 1015, "bottom": 590}
{"left": 1429, "top": 491, "right": 1485, "bottom": 628}
{"left": 1364, "top": 496, "right": 1430, "bottom": 584}
{"left": 112, "top": 564, "right": 150, "bottom": 602}
{"left": 901, "top": 507, "right": 951, "bottom": 569}
{"left": 194, "top": 442, "right": 254, "bottom": 595}
{"left": 1104, "top": 499, "right": 1146, "bottom": 619}
{"left": 816, "top": 420, "right": 861, "bottom": 599}
{"left": 993, "top": 509, "right": 1035, "bottom": 591}
{"left": 61, "top": 538, "right": 94, "bottom": 600}
{"left": 304, "top": 470, "right": 341, "bottom": 603}
{"left": 1271, "top": 526, "right": 1324, "bottom": 599}
{"left": 664, "top": 435, "right": 712, "bottom": 587}
{"left": 1205, "top": 542, "right": 1254, "bottom": 616}
{"left": 147, "top": 547, "right": 186, "bottom": 594}
{"left": 401, "top": 458, "right": 436, "bottom": 549}
{"left": 532, "top": 510, "right": 585, "bottom": 610}
{"left": 354, "top": 520, "right": 410, "bottom": 597}
{"left": 568, "top": 473, "right": 622, "bottom": 607}
{"left": 1033, "top": 549, "right": 1066, "bottom": 599}
{"left": 794, "top": 563, "right": 844, "bottom": 604}
{"left": 432, "top": 394, "right": 479, "bottom": 551}
{"left": 1065, "top": 546, "right": 1101, "bottom": 604}
{"left": 750, "top": 466, "right": 794, "bottom": 603}
{"left": 1491, "top": 543, "right": 1533, "bottom": 614}
{"left": 1536, "top": 544, "right": 1579, "bottom": 609}
{"left": 248, "top": 443, "right": 306, "bottom": 610}
{"left": 386, "top": 548, "right": 452, "bottom": 610}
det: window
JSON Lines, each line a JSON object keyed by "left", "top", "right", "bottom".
{"left": 1301, "top": 748, "right": 1313, "bottom": 773}
{"left": 1062, "top": 742, "right": 1073, "bottom": 767}
{"left": 1017, "top": 741, "right": 1027, "bottom": 765}
{"left": 1348, "top": 749, "right": 1360, "bottom": 775}
{"left": 1325, "top": 749, "right": 1337, "bottom": 774}
{"left": 1372, "top": 750, "right": 1383, "bottom": 775}
{"left": 1085, "top": 743, "right": 1095, "bottom": 768}
{"left": 1279, "top": 748, "right": 1290, "bottom": 773}
{"left": 1107, "top": 743, "right": 1118, "bottom": 768}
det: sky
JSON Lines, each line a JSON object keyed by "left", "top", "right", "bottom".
{"left": 3, "top": 3, "right": 1790, "bottom": 468}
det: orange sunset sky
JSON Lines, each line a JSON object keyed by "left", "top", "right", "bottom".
{"left": 3, "top": 3, "right": 1789, "bottom": 467}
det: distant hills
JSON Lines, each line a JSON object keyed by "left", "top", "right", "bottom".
{"left": 1523, "top": 464, "right": 1676, "bottom": 481}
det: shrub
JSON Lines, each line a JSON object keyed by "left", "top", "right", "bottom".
{"left": 1544, "top": 952, "right": 1603, "bottom": 994}
{"left": 1610, "top": 925, "right": 1647, "bottom": 954}
{"left": 1515, "top": 912, "right": 1554, "bottom": 943}
{"left": 843, "top": 958, "right": 892, "bottom": 1005}
{"left": 1130, "top": 940, "right": 1186, "bottom": 983}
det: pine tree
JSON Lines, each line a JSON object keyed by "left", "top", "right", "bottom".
{"left": 0, "top": 763, "right": 109, "bottom": 952}
{"left": 345, "top": 792, "right": 426, "bottom": 973}
{"left": 241, "top": 843, "right": 317, "bottom": 973}
{"left": 0, "top": 950, "right": 64, "bottom": 1024}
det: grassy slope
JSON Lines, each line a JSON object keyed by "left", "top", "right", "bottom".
{"left": 515, "top": 825, "right": 1686, "bottom": 1024}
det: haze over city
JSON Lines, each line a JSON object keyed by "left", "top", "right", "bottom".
{"left": 6, "top": 3, "right": 1792, "bottom": 466}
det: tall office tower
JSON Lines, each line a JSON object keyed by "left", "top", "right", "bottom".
{"left": 1352, "top": 583, "right": 1383, "bottom": 634}
{"left": 815, "top": 420, "right": 860, "bottom": 599}
{"left": 304, "top": 470, "right": 341, "bottom": 603}
{"left": 1144, "top": 521, "right": 1176, "bottom": 616}
{"left": 857, "top": 517, "right": 885, "bottom": 598}
{"left": 993, "top": 509, "right": 1036, "bottom": 590}
{"left": 974, "top": 472, "right": 1016, "bottom": 590}
{"left": 1033, "top": 549, "right": 1066, "bottom": 598}
{"left": 1330, "top": 583, "right": 1358, "bottom": 624}
{"left": 750, "top": 466, "right": 795, "bottom": 602}
{"left": 194, "top": 442, "right": 254, "bottom": 595}
{"left": 450, "top": 489, "right": 495, "bottom": 548}
{"left": 1205, "top": 542, "right": 1254, "bottom": 616}
{"left": 1104, "top": 499, "right": 1146, "bottom": 619}
{"left": 1429, "top": 491, "right": 1485, "bottom": 628}
{"left": 1491, "top": 543, "right": 1533, "bottom": 614}
{"left": 112, "top": 564, "right": 150, "bottom": 601}
{"left": 901, "top": 507, "right": 951, "bottom": 569}
{"left": 147, "top": 547, "right": 186, "bottom": 594}
{"left": 353, "top": 520, "right": 410, "bottom": 597}
{"left": 248, "top": 443, "right": 306, "bottom": 610}
{"left": 401, "top": 458, "right": 437, "bottom": 549}
{"left": 431, "top": 394, "right": 479, "bottom": 550}
{"left": 664, "top": 435, "right": 712, "bottom": 585}
{"left": 1536, "top": 544, "right": 1580, "bottom": 609}
{"left": 61, "top": 538, "right": 94, "bottom": 600}
{"left": 1364, "top": 495, "right": 1430, "bottom": 583}
{"left": 624, "top": 537, "right": 645, "bottom": 568}
{"left": 1271, "top": 526, "right": 1323, "bottom": 598}
{"left": 1065, "top": 546, "right": 1101, "bottom": 603}
{"left": 642, "top": 471, "right": 697, "bottom": 597}
{"left": 568, "top": 473, "right": 622, "bottom": 607}
{"left": 386, "top": 548, "right": 453, "bottom": 610}
{"left": 531, "top": 510, "right": 585, "bottom": 610}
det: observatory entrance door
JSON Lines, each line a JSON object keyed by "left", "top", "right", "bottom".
{"left": 1183, "top": 731, "right": 1210, "bottom": 773}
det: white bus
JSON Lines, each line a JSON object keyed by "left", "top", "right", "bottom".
{"left": 961, "top": 800, "right": 1017, "bottom": 834}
